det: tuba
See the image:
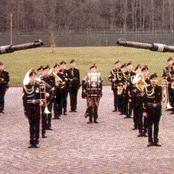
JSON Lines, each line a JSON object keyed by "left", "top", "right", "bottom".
{"left": 133, "top": 73, "right": 148, "bottom": 92}
{"left": 49, "top": 68, "right": 65, "bottom": 88}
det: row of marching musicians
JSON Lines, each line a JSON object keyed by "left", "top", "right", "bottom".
{"left": 109, "top": 61, "right": 162, "bottom": 147}
{"left": 22, "top": 60, "right": 80, "bottom": 148}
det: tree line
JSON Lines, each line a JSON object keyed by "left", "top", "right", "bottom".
{"left": 0, "top": 0, "right": 174, "bottom": 33}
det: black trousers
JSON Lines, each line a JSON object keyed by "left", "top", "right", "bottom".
{"left": 69, "top": 87, "right": 78, "bottom": 111}
{"left": 52, "top": 97, "right": 60, "bottom": 119}
{"left": 28, "top": 107, "right": 40, "bottom": 145}
{"left": 113, "top": 89, "right": 118, "bottom": 111}
{"left": 62, "top": 92, "right": 68, "bottom": 113}
{"left": 0, "top": 93, "right": 5, "bottom": 111}
{"left": 56, "top": 92, "right": 63, "bottom": 116}
{"left": 147, "top": 107, "right": 161, "bottom": 143}
{"left": 41, "top": 107, "right": 46, "bottom": 135}
{"left": 46, "top": 101, "right": 53, "bottom": 128}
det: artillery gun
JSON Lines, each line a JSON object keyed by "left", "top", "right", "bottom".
{"left": 0, "top": 40, "right": 43, "bottom": 55}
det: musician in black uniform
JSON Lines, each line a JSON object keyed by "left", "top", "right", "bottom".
{"left": 162, "top": 57, "right": 173, "bottom": 79}
{"left": 132, "top": 64, "right": 141, "bottom": 130}
{"left": 125, "top": 62, "right": 136, "bottom": 118}
{"left": 108, "top": 61, "right": 122, "bottom": 112}
{"left": 68, "top": 59, "right": 80, "bottom": 112}
{"left": 37, "top": 66, "right": 47, "bottom": 138}
{"left": 82, "top": 64, "right": 102, "bottom": 124}
{"left": 0, "top": 62, "right": 10, "bottom": 113}
{"left": 23, "top": 70, "right": 43, "bottom": 148}
{"left": 42, "top": 65, "right": 55, "bottom": 130}
{"left": 143, "top": 73, "right": 162, "bottom": 147}
{"left": 52, "top": 63, "right": 61, "bottom": 119}
{"left": 167, "top": 63, "right": 174, "bottom": 113}
{"left": 59, "top": 61, "right": 69, "bottom": 115}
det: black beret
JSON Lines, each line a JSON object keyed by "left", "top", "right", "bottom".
{"left": 150, "top": 73, "right": 158, "bottom": 79}
{"left": 29, "top": 70, "right": 36, "bottom": 77}
{"left": 115, "top": 60, "right": 120, "bottom": 64}
{"left": 142, "top": 65, "right": 149, "bottom": 71}
{"left": 168, "top": 57, "right": 173, "bottom": 62}
{"left": 60, "top": 61, "right": 66, "bottom": 65}
{"left": 90, "top": 64, "right": 97, "bottom": 69}
{"left": 121, "top": 64, "right": 126, "bottom": 69}
{"left": 37, "top": 66, "right": 44, "bottom": 71}
{"left": 53, "top": 63, "right": 59, "bottom": 68}
{"left": 127, "top": 62, "right": 132, "bottom": 66}
{"left": 44, "top": 65, "right": 50, "bottom": 70}
{"left": 134, "top": 64, "right": 141, "bottom": 71}
{"left": 0, "top": 61, "right": 4, "bottom": 65}
{"left": 70, "top": 59, "right": 76, "bottom": 64}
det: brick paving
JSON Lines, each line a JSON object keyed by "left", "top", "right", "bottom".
{"left": 0, "top": 87, "right": 174, "bottom": 174}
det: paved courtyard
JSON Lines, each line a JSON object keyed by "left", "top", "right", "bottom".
{"left": 0, "top": 87, "right": 174, "bottom": 174}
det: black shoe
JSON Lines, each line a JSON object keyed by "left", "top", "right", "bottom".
{"left": 69, "top": 110, "right": 74, "bottom": 112}
{"left": 154, "top": 142, "right": 161, "bottom": 147}
{"left": 132, "top": 127, "right": 138, "bottom": 130}
{"left": 147, "top": 142, "right": 153, "bottom": 147}
{"left": 28, "top": 144, "right": 35, "bottom": 148}
{"left": 142, "top": 133, "right": 148, "bottom": 137}
{"left": 94, "top": 121, "right": 99, "bottom": 124}
{"left": 112, "top": 110, "right": 117, "bottom": 112}
{"left": 47, "top": 127, "right": 53, "bottom": 131}
{"left": 42, "top": 135, "right": 47, "bottom": 138}
{"left": 34, "top": 144, "right": 40, "bottom": 148}
{"left": 64, "top": 112, "right": 67, "bottom": 115}
{"left": 87, "top": 121, "right": 92, "bottom": 124}
{"left": 124, "top": 116, "right": 132, "bottom": 119}
{"left": 137, "top": 134, "right": 143, "bottom": 137}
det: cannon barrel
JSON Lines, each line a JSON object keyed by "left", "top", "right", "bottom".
{"left": 0, "top": 40, "right": 43, "bottom": 54}
{"left": 117, "top": 39, "right": 174, "bottom": 53}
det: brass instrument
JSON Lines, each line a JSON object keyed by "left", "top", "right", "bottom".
{"left": 133, "top": 73, "right": 148, "bottom": 93}
{"left": 49, "top": 68, "right": 65, "bottom": 88}
{"left": 117, "top": 85, "right": 124, "bottom": 95}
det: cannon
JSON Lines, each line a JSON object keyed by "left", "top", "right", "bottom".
{"left": 117, "top": 39, "right": 174, "bottom": 53}
{"left": 0, "top": 40, "right": 43, "bottom": 54}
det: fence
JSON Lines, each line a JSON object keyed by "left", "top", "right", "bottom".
{"left": 0, "top": 31, "right": 174, "bottom": 47}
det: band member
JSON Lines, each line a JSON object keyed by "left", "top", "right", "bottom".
{"left": 132, "top": 64, "right": 141, "bottom": 130}
{"left": 23, "top": 70, "right": 43, "bottom": 148}
{"left": 68, "top": 59, "right": 80, "bottom": 112}
{"left": 52, "top": 63, "right": 61, "bottom": 119}
{"left": 167, "top": 63, "right": 174, "bottom": 113}
{"left": 0, "top": 62, "right": 10, "bottom": 113}
{"left": 119, "top": 64, "right": 127, "bottom": 115}
{"left": 42, "top": 65, "right": 55, "bottom": 130}
{"left": 59, "top": 61, "right": 69, "bottom": 115}
{"left": 108, "top": 61, "right": 122, "bottom": 112}
{"left": 162, "top": 57, "right": 173, "bottom": 79}
{"left": 143, "top": 73, "right": 162, "bottom": 147}
{"left": 125, "top": 62, "right": 136, "bottom": 118}
{"left": 82, "top": 64, "right": 102, "bottom": 124}
{"left": 134, "top": 66, "right": 149, "bottom": 137}
{"left": 37, "top": 66, "right": 47, "bottom": 138}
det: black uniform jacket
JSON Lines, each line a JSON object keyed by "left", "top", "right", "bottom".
{"left": 0, "top": 70, "right": 10, "bottom": 93}
{"left": 68, "top": 68, "right": 80, "bottom": 88}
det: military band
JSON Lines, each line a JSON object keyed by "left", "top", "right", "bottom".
{"left": 0, "top": 55, "right": 170, "bottom": 148}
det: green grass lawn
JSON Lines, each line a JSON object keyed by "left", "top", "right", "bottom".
{"left": 0, "top": 46, "right": 173, "bottom": 86}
